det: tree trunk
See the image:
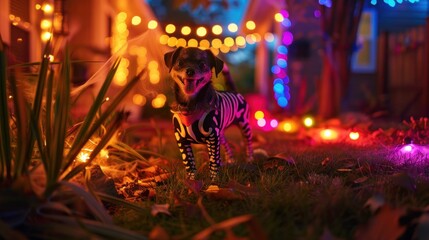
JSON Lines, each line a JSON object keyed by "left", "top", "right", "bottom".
{"left": 318, "top": 0, "right": 364, "bottom": 119}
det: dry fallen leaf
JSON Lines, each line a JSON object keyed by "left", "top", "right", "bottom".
{"left": 204, "top": 185, "right": 244, "bottom": 201}
{"left": 353, "top": 176, "right": 369, "bottom": 184}
{"left": 151, "top": 203, "right": 171, "bottom": 216}
{"left": 321, "top": 157, "right": 331, "bottom": 166}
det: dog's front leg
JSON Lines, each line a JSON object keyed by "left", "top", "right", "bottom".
{"left": 206, "top": 132, "right": 222, "bottom": 183}
{"left": 177, "top": 139, "right": 197, "bottom": 180}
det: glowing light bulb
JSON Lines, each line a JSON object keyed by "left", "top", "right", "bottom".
{"left": 303, "top": 116, "right": 314, "bottom": 127}
{"left": 246, "top": 20, "right": 256, "bottom": 30}
{"left": 227, "top": 23, "right": 238, "bottom": 33}
{"left": 349, "top": 132, "right": 360, "bottom": 140}
{"left": 212, "top": 25, "right": 223, "bottom": 35}
{"left": 196, "top": 27, "right": 207, "bottom": 37}
{"left": 254, "top": 110, "right": 264, "bottom": 120}
{"left": 165, "top": 24, "right": 176, "bottom": 34}
{"left": 131, "top": 16, "right": 141, "bottom": 26}
{"left": 148, "top": 20, "right": 158, "bottom": 29}
{"left": 181, "top": 26, "right": 191, "bottom": 35}
{"left": 78, "top": 152, "right": 90, "bottom": 163}
{"left": 274, "top": 13, "right": 284, "bottom": 22}
{"left": 402, "top": 145, "right": 413, "bottom": 152}
{"left": 320, "top": 129, "right": 339, "bottom": 140}
{"left": 257, "top": 118, "right": 266, "bottom": 127}
{"left": 270, "top": 119, "right": 278, "bottom": 128}
{"left": 42, "top": 3, "right": 53, "bottom": 14}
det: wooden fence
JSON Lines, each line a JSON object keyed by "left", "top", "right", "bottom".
{"left": 377, "top": 18, "right": 429, "bottom": 118}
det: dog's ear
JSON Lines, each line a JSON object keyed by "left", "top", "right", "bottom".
{"left": 205, "top": 49, "right": 223, "bottom": 77}
{"left": 164, "top": 47, "right": 183, "bottom": 72}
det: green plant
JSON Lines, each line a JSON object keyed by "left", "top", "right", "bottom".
{"left": 0, "top": 36, "right": 147, "bottom": 239}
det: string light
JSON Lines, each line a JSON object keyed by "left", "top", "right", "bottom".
{"left": 212, "top": 25, "right": 223, "bottom": 35}
{"left": 273, "top": 10, "right": 292, "bottom": 108}
{"left": 227, "top": 23, "right": 238, "bottom": 33}
{"left": 148, "top": 20, "right": 158, "bottom": 29}
{"left": 196, "top": 26, "right": 207, "bottom": 37}
{"left": 181, "top": 26, "right": 191, "bottom": 35}
{"left": 131, "top": 16, "right": 141, "bottom": 26}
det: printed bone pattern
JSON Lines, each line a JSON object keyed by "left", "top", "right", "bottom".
{"left": 172, "top": 91, "right": 253, "bottom": 181}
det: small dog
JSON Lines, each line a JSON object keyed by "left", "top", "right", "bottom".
{"left": 164, "top": 47, "right": 253, "bottom": 182}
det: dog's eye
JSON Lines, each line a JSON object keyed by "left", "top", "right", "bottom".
{"left": 198, "top": 62, "right": 207, "bottom": 69}
{"left": 177, "top": 60, "right": 184, "bottom": 67}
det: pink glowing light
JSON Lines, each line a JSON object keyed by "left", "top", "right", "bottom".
{"left": 257, "top": 118, "right": 266, "bottom": 127}
{"left": 282, "top": 32, "right": 294, "bottom": 45}
{"left": 401, "top": 144, "right": 414, "bottom": 153}
{"left": 270, "top": 119, "right": 279, "bottom": 128}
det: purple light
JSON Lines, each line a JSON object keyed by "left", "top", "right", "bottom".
{"left": 271, "top": 65, "right": 281, "bottom": 74}
{"left": 281, "top": 19, "right": 292, "bottom": 28}
{"left": 273, "top": 78, "right": 284, "bottom": 85}
{"left": 314, "top": 10, "right": 321, "bottom": 18}
{"left": 282, "top": 32, "right": 294, "bottom": 46}
{"left": 280, "top": 10, "right": 289, "bottom": 18}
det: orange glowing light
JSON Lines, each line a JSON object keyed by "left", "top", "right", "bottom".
{"left": 235, "top": 36, "right": 246, "bottom": 47}
{"left": 320, "top": 129, "right": 339, "bottom": 140}
{"left": 78, "top": 152, "right": 90, "bottom": 163}
{"left": 349, "top": 132, "right": 360, "bottom": 140}
{"left": 196, "top": 27, "right": 207, "bottom": 37}
{"left": 188, "top": 39, "right": 198, "bottom": 47}
{"left": 131, "top": 16, "right": 141, "bottom": 26}
{"left": 224, "top": 37, "right": 234, "bottom": 47}
{"left": 42, "top": 3, "right": 54, "bottom": 14}
{"left": 181, "top": 26, "right": 191, "bottom": 35}
{"left": 165, "top": 24, "right": 176, "bottom": 34}
{"left": 152, "top": 94, "right": 167, "bottom": 108}
{"left": 303, "top": 116, "right": 315, "bottom": 127}
{"left": 211, "top": 38, "right": 222, "bottom": 48}
{"left": 245, "top": 20, "right": 256, "bottom": 30}
{"left": 279, "top": 119, "right": 298, "bottom": 133}
{"left": 148, "top": 20, "right": 158, "bottom": 29}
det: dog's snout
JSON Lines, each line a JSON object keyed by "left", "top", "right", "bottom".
{"left": 186, "top": 68, "right": 195, "bottom": 77}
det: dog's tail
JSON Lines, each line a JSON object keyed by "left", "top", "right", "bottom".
{"left": 221, "top": 63, "right": 237, "bottom": 92}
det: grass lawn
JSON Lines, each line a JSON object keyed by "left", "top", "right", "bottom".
{"left": 111, "top": 118, "right": 429, "bottom": 239}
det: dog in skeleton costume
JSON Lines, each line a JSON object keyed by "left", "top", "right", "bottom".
{"left": 164, "top": 47, "right": 253, "bottom": 182}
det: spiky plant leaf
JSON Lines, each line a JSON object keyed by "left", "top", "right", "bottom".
{"left": 0, "top": 35, "right": 12, "bottom": 181}
{"left": 63, "top": 69, "right": 144, "bottom": 174}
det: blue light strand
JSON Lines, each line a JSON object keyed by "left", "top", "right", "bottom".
{"left": 370, "top": 0, "right": 420, "bottom": 7}
{"left": 272, "top": 10, "right": 292, "bottom": 108}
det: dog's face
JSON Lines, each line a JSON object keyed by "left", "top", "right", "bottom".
{"left": 164, "top": 47, "right": 223, "bottom": 96}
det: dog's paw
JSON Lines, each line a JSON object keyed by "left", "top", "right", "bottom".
{"left": 206, "top": 184, "right": 220, "bottom": 192}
